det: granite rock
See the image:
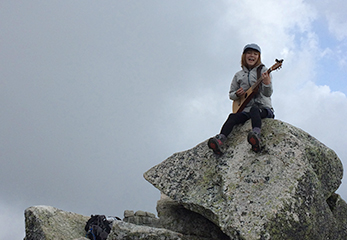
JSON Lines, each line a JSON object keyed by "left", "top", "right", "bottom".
{"left": 24, "top": 205, "right": 89, "bottom": 240}
{"left": 144, "top": 119, "right": 346, "bottom": 239}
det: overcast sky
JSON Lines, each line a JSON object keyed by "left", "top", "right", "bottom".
{"left": 2, "top": 1, "right": 347, "bottom": 239}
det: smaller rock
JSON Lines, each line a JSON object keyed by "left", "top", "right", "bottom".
{"left": 123, "top": 209, "right": 160, "bottom": 227}
{"left": 24, "top": 205, "right": 89, "bottom": 240}
{"left": 123, "top": 210, "right": 134, "bottom": 218}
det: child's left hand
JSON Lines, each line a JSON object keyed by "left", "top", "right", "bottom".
{"left": 262, "top": 72, "right": 271, "bottom": 85}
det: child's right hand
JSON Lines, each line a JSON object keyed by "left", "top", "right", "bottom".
{"left": 236, "top": 87, "right": 245, "bottom": 97}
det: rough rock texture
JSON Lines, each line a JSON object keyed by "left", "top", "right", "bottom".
{"left": 144, "top": 119, "right": 346, "bottom": 240}
{"left": 326, "top": 192, "right": 347, "bottom": 237}
{"left": 107, "top": 220, "right": 183, "bottom": 240}
{"left": 24, "top": 205, "right": 89, "bottom": 240}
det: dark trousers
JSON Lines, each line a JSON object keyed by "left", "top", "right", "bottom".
{"left": 220, "top": 106, "right": 274, "bottom": 137}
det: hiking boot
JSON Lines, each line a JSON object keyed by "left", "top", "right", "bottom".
{"left": 247, "top": 131, "right": 261, "bottom": 153}
{"left": 208, "top": 134, "right": 226, "bottom": 155}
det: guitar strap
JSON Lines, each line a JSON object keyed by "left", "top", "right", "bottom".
{"left": 254, "top": 64, "right": 264, "bottom": 93}
{"left": 257, "top": 64, "right": 264, "bottom": 83}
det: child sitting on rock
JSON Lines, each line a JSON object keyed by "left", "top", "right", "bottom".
{"left": 208, "top": 43, "right": 275, "bottom": 154}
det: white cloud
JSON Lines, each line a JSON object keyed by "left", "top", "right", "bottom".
{"left": 318, "top": 0, "right": 347, "bottom": 40}
{"left": 222, "top": 0, "right": 316, "bottom": 49}
{"left": 306, "top": 0, "right": 347, "bottom": 69}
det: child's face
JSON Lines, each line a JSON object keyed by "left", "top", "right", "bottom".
{"left": 245, "top": 50, "right": 259, "bottom": 68}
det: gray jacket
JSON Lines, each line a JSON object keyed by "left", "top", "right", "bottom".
{"left": 229, "top": 65, "right": 274, "bottom": 113}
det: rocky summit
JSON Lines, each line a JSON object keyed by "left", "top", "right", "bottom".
{"left": 144, "top": 119, "right": 347, "bottom": 240}
{"left": 25, "top": 119, "right": 347, "bottom": 240}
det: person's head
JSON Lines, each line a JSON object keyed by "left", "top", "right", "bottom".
{"left": 241, "top": 43, "right": 262, "bottom": 69}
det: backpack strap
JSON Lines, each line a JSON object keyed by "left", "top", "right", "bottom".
{"left": 257, "top": 64, "right": 264, "bottom": 80}
{"left": 251, "top": 64, "right": 264, "bottom": 94}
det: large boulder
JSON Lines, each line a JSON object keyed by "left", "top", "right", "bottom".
{"left": 144, "top": 119, "right": 346, "bottom": 240}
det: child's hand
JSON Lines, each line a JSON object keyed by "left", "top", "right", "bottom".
{"left": 262, "top": 72, "right": 271, "bottom": 85}
{"left": 236, "top": 87, "right": 245, "bottom": 97}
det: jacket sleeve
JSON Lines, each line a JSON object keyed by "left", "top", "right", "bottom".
{"left": 229, "top": 74, "right": 239, "bottom": 100}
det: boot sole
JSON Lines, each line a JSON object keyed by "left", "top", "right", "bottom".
{"left": 247, "top": 133, "right": 261, "bottom": 153}
{"left": 208, "top": 138, "right": 223, "bottom": 155}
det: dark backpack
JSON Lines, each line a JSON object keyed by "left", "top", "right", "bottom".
{"left": 85, "top": 215, "right": 112, "bottom": 240}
